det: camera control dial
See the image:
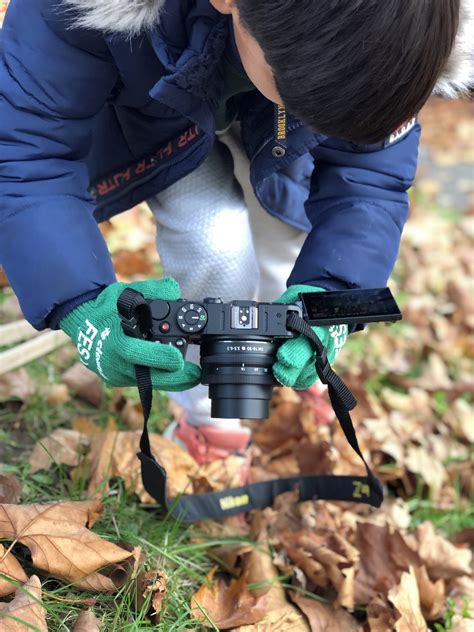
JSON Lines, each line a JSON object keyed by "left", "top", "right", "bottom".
{"left": 177, "top": 303, "right": 208, "bottom": 333}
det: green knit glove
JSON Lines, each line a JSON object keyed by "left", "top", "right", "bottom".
{"left": 272, "top": 285, "right": 348, "bottom": 389}
{"left": 60, "top": 278, "right": 201, "bottom": 391}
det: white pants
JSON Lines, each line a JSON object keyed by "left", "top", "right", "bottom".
{"left": 147, "top": 124, "right": 306, "bottom": 427}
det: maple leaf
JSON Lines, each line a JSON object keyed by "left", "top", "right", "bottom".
{"left": 388, "top": 568, "right": 428, "bottom": 632}
{"left": 0, "top": 500, "right": 133, "bottom": 591}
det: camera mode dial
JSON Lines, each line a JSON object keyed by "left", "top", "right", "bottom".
{"left": 177, "top": 303, "right": 208, "bottom": 333}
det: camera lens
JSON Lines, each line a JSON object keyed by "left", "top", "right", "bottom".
{"left": 200, "top": 338, "right": 279, "bottom": 419}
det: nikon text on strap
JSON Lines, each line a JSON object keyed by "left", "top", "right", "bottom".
{"left": 130, "top": 315, "right": 383, "bottom": 523}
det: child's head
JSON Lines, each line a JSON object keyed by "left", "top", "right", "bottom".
{"left": 212, "top": 0, "right": 472, "bottom": 143}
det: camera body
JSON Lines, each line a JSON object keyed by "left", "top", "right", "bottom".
{"left": 121, "top": 297, "right": 301, "bottom": 419}
{"left": 118, "top": 288, "right": 401, "bottom": 419}
{"left": 140, "top": 298, "right": 301, "bottom": 352}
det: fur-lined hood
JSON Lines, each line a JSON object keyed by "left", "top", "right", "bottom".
{"left": 62, "top": 0, "right": 473, "bottom": 97}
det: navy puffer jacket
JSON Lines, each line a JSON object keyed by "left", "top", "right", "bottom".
{"left": 0, "top": 0, "right": 420, "bottom": 329}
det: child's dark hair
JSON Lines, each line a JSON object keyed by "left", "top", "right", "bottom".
{"left": 235, "top": 0, "right": 462, "bottom": 143}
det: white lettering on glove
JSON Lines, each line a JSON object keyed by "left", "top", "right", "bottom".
{"left": 77, "top": 320, "right": 110, "bottom": 381}
{"left": 329, "top": 324, "right": 348, "bottom": 355}
{"left": 77, "top": 319, "right": 98, "bottom": 363}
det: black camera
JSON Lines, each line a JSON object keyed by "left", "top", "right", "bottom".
{"left": 118, "top": 288, "right": 401, "bottom": 420}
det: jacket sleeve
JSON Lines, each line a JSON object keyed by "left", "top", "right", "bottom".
{"left": 287, "top": 124, "right": 421, "bottom": 291}
{"left": 0, "top": 0, "right": 119, "bottom": 329}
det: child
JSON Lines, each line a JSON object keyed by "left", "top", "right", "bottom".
{"left": 0, "top": 0, "right": 471, "bottom": 462}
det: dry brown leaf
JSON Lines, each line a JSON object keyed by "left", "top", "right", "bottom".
{"left": 354, "top": 523, "right": 420, "bottom": 604}
{"left": 44, "top": 383, "right": 70, "bottom": 405}
{"left": 121, "top": 399, "right": 145, "bottom": 430}
{"left": 62, "top": 362, "right": 103, "bottom": 406}
{"left": 194, "top": 456, "right": 248, "bottom": 493}
{"left": 296, "top": 441, "right": 334, "bottom": 476}
{"left": 290, "top": 591, "right": 359, "bottom": 631}
{"left": 0, "top": 575, "right": 47, "bottom": 631}
{"left": 367, "top": 596, "right": 398, "bottom": 632}
{"left": 454, "top": 528, "right": 474, "bottom": 548}
{"left": 0, "top": 474, "right": 22, "bottom": 504}
{"left": 0, "top": 500, "right": 133, "bottom": 591}
{"left": 29, "top": 428, "right": 89, "bottom": 473}
{"left": 0, "top": 369, "right": 35, "bottom": 403}
{"left": 191, "top": 566, "right": 268, "bottom": 629}
{"left": 278, "top": 529, "right": 358, "bottom": 608}
{"left": 414, "top": 565, "right": 445, "bottom": 621}
{"left": 405, "top": 446, "right": 447, "bottom": 497}
{"left": 414, "top": 522, "right": 472, "bottom": 580}
{"left": 229, "top": 542, "right": 310, "bottom": 632}
{"left": 388, "top": 568, "right": 428, "bottom": 632}
{"left": 252, "top": 402, "right": 304, "bottom": 453}
{"left": 233, "top": 606, "right": 310, "bottom": 631}
{"left": 72, "top": 415, "right": 117, "bottom": 439}
{"left": 82, "top": 429, "right": 198, "bottom": 501}
{"left": 142, "top": 570, "right": 167, "bottom": 624}
{"left": 0, "top": 543, "right": 28, "bottom": 598}
{"left": 72, "top": 609, "right": 102, "bottom": 631}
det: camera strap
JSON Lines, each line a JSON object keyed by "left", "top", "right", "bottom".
{"left": 133, "top": 313, "right": 383, "bottom": 523}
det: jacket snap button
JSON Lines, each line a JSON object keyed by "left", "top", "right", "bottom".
{"left": 272, "top": 146, "right": 286, "bottom": 158}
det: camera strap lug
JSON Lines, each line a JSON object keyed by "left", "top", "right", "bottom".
{"left": 117, "top": 288, "right": 153, "bottom": 339}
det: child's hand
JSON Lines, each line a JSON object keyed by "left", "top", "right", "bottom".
{"left": 272, "top": 285, "right": 348, "bottom": 389}
{"left": 59, "top": 278, "right": 201, "bottom": 391}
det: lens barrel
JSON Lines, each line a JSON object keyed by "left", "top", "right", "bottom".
{"left": 200, "top": 338, "right": 279, "bottom": 419}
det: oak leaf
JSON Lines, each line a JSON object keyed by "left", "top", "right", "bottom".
{"left": 0, "top": 575, "right": 47, "bottom": 631}
{"left": 414, "top": 565, "right": 445, "bottom": 621}
{"left": 191, "top": 566, "right": 268, "bottom": 629}
{"left": 354, "top": 523, "right": 420, "bottom": 604}
{"left": 290, "top": 591, "right": 359, "bottom": 631}
{"left": 0, "top": 500, "right": 133, "bottom": 591}
{"left": 388, "top": 568, "right": 428, "bottom": 632}
{"left": 0, "top": 543, "right": 28, "bottom": 598}
{"left": 414, "top": 522, "right": 472, "bottom": 580}
{"left": 367, "top": 596, "right": 398, "bottom": 632}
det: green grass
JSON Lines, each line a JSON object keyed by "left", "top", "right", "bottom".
{"left": 1, "top": 460, "right": 258, "bottom": 631}
{"left": 408, "top": 469, "right": 474, "bottom": 538}
{"left": 0, "top": 353, "right": 246, "bottom": 630}
{"left": 409, "top": 497, "right": 474, "bottom": 538}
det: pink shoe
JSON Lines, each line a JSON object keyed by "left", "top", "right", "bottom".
{"left": 168, "top": 415, "right": 251, "bottom": 466}
{"left": 299, "top": 382, "right": 335, "bottom": 426}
